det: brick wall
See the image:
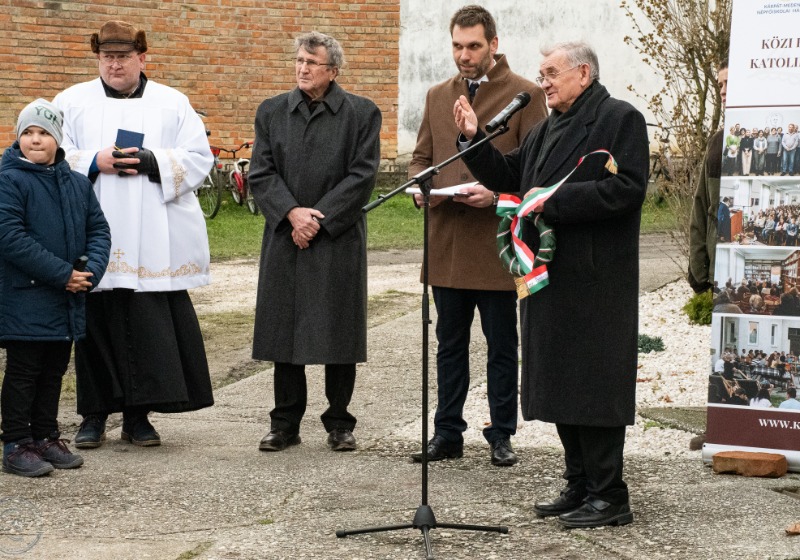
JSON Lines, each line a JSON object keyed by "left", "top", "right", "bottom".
{"left": 0, "top": 0, "right": 399, "bottom": 166}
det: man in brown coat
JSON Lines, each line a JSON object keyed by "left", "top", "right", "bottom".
{"left": 408, "top": 5, "right": 547, "bottom": 466}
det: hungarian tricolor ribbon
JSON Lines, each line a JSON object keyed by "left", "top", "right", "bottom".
{"left": 495, "top": 149, "right": 617, "bottom": 299}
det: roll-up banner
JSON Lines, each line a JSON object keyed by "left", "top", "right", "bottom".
{"left": 703, "top": 0, "right": 800, "bottom": 470}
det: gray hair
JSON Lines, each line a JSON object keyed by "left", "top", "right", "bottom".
{"left": 541, "top": 41, "right": 600, "bottom": 81}
{"left": 294, "top": 31, "right": 345, "bottom": 70}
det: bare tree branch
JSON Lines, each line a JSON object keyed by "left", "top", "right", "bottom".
{"left": 622, "top": 0, "right": 731, "bottom": 262}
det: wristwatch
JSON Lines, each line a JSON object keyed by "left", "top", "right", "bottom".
{"left": 492, "top": 191, "right": 499, "bottom": 206}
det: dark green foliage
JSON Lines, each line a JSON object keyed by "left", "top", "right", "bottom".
{"left": 682, "top": 290, "right": 713, "bottom": 325}
{"left": 638, "top": 333, "right": 666, "bottom": 354}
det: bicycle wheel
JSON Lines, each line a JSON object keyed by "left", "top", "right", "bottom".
{"left": 651, "top": 153, "right": 673, "bottom": 183}
{"left": 648, "top": 154, "right": 659, "bottom": 182}
{"left": 246, "top": 187, "right": 259, "bottom": 215}
{"left": 197, "top": 170, "right": 222, "bottom": 219}
{"left": 230, "top": 171, "right": 244, "bottom": 205}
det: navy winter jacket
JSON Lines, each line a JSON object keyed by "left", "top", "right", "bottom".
{"left": 0, "top": 143, "right": 110, "bottom": 341}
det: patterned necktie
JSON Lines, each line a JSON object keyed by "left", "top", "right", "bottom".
{"left": 468, "top": 82, "right": 479, "bottom": 103}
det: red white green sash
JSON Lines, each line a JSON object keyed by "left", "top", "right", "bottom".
{"left": 495, "top": 150, "right": 618, "bottom": 298}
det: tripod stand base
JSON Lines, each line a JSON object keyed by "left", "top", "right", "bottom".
{"left": 336, "top": 504, "right": 508, "bottom": 560}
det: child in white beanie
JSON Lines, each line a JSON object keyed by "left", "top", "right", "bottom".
{"left": 15, "top": 98, "right": 65, "bottom": 152}
{"left": 0, "top": 99, "right": 111, "bottom": 477}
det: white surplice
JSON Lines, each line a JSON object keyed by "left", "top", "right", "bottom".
{"left": 54, "top": 78, "right": 212, "bottom": 292}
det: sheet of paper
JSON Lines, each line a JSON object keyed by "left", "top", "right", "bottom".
{"left": 405, "top": 181, "right": 479, "bottom": 197}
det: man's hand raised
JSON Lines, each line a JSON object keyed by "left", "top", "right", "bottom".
{"left": 453, "top": 95, "right": 478, "bottom": 140}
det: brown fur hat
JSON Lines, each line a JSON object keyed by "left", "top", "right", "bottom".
{"left": 90, "top": 21, "right": 147, "bottom": 54}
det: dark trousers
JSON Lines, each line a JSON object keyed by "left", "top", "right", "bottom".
{"left": 556, "top": 423, "right": 629, "bottom": 505}
{"left": 270, "top": 362, "right": 357, "bottom": 434}
{"left": 767, "top": 153, "right": 780, "bottom": 173}
{"left": 1, "top": 341, "right": 72, "bottom": 442}
{"left": 432, "top": 287, "right": 518, "bottom": 444}
{"left": 723, "top": 156, "right": 737, "bottom": 175}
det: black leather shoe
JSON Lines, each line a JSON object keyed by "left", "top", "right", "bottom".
{"left": 557, "top": 498, "right": 633, "bottom": 528}
{"left": 327, "top": 428, "right": 356, "bottom": 451}
{"left": 259, "top": 430, "right": 301, "bottom": 452}
{"left": 490, "top": 438, "right": 517, "bottom": 466}
{"left": 121, "top": 414, "right": 161, "bottom": 447}
{"left": 74, "top": 415, "right": 107, "bottom": 449}
{"left": 533, "top": 488, "right": 587, "bottom": 517}
{"left": 411, "top": 434, "right": 463, "bottom": 462}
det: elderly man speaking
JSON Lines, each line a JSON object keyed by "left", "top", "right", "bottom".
{"left": 454, "top": 41, "right": 649, "bottom": 529}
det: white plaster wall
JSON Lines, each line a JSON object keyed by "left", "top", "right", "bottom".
{"left": 398, "top": 0, "right": 663, "bottom": 163}
{"left": 711, "top": 315, "right": 785, "bottom": 360}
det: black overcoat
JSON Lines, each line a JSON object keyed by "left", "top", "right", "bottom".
{"left": 463, "top": 83, "right": 649, "bottom": 426}
{"left": 249, "top": 83, "right": 381, "bottom": 364}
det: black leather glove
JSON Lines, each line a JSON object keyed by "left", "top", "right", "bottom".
{"left": 112, "top": 148, "right": 161, "bottom": 183}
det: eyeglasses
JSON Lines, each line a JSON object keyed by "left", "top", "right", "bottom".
{"left": 295, "top": 57, "right": 332, "bottom": 69}
{"left": 100, "top": 52, "right": 136, "bottom": 65}
{"left": 535, "top": 65, "right": 581, "bottom": 86}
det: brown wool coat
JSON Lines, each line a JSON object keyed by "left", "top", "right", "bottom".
{"left": 408, "top": 55, "right": 548, "bottom": 290}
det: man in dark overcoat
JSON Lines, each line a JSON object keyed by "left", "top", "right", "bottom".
{"left": 455, "top": 41, "right": 648, "bottom": 528}
{"left": 408, "top": 5, "right": 547, "bottom": 468}
{"left": 249, "top": 31, "right": 382, "bottom": 453}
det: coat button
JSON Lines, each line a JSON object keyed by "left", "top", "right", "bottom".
{"left": 30, "top": 280, "right": 35, "bottom": 285}
{"left": 460, "top": 173, "right": 468, "bottom": 181}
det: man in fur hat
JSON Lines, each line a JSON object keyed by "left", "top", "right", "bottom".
{"left": 53, "top": 21, "right": 214, "bottom": 449}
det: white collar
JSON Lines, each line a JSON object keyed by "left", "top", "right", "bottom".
{"left": 467, "top": 75, "right": 490, "bottom": 87}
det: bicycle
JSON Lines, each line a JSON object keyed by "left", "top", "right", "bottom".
{"left": 221, "top": 141, "right": 259, "bottom": 215}
{"left": 197, "top": 145, "right": 223, "bottom": 219}
{"left": 646, "top": 123, "right": 673, "bottom": 183}
{"left": 195, "top": 112, "right": 222, "bottom": 219}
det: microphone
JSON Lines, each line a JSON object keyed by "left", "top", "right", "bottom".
{"left": 485, "top": 92, "right": 532, "bottom": 133}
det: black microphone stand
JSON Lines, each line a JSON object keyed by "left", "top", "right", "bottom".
{"left": 336, "top": 124, "right": 511, "bottom": 560}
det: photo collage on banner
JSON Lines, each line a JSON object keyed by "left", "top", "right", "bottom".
{"left": 704, "top": 0, "right": 800, "bottom": 469}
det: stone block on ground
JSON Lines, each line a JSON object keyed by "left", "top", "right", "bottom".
{"left": 712, "top": 450, "right": 788, "bottom": 478}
